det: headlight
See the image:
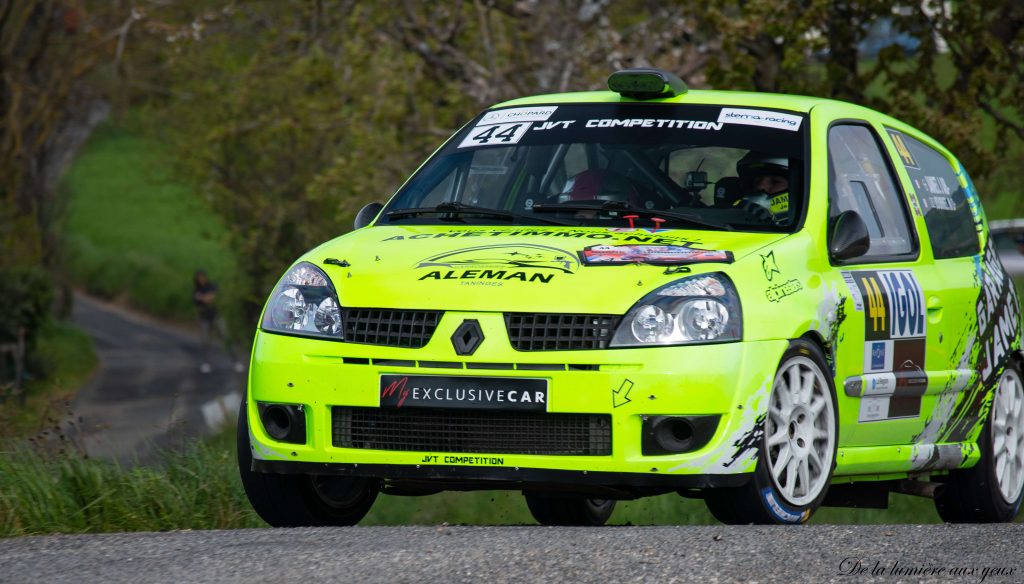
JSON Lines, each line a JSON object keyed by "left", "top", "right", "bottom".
{"left": 261, "top": 262, "right": 343, "bottom": 339}
{"left": 610, "top": 273, "right": 742, "bottom": 347}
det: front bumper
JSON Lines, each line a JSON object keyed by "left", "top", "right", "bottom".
{"left": 247, "top": 314, "right": 788, "bottom": 485}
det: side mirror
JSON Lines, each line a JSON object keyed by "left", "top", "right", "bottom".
{"left": 354, "top": 202, "right": 384, "bottom": 230}
{"left": 830, "top": 210, "right": 871, "bottom": 261}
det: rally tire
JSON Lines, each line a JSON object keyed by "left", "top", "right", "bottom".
{"left": 935, "top": 362, "right": 1024, "bottom": 523}
{"left": 524, "top": 493, "right": 616, "bottom": 526}
{"left": 704, "top": 338, "right": 838, "bottom": 524}
{"left": 236, "top": 400, "right": 379, "bottom": 527}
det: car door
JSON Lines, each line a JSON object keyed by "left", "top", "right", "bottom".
{"left": 824, "top": 122, "right": 937, "bottom": 447}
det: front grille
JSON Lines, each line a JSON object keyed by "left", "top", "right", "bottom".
{"left": 505, "top": 313, "right": 620, "bottom": 351}
{"left": 343, "top": 309, "right": 442, "bottom": 348}
{"left": 333, "top": 407, "right": 611, "bottom": 456}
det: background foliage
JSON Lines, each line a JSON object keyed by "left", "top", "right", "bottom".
{"left": 4, "top": 0, "right": 1023, "bottom": 332}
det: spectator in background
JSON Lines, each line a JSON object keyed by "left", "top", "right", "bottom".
{"left": 193, "top": 269, "right": 243, "bottom": 374}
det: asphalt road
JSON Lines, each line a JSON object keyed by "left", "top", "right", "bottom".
{"left": 67, "top": 293, "right": 244, "bottom": 462}
{"left": 1, "top": 524, "right": 1021, "bottom": 584}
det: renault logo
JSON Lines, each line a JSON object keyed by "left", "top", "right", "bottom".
{"left": 451, "top": 320, "right": 484, "bottom": 356}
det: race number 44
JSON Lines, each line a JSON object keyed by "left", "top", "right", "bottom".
{"left": 458, "top": 122, "right": 532, "bottom": 148}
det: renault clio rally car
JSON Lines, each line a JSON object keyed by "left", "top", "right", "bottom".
{"left": 238, "top": 69, "right": 1024, "bottom": 526}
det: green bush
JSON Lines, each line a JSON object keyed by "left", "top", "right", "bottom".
{"left": 0, "top": 266, "right": 54, "bottom": 384}
{"left": 0, "top": 266, "right": 53, "bottom": 344}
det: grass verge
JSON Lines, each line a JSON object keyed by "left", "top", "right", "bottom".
{"left": 61, "top": 122, "right": 238, "bottom": 322}
{"left": 0, "top": 426, "right": 262, "bottom": 537}
{"left": 7, "top": 423, "right": 1006, "bottom": 537}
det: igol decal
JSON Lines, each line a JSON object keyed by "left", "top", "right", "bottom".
{"left": 579, "top": 244, "right": 733, "bottom": 266}
{"left": 415, "top": 244, "right": 579, "bottom": 284}
{"left": 841, "top": 269, "right": 929, "bottom": 423}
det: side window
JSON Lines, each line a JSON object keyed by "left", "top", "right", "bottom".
{"left": 885, "top": 129, "right": 980, "bottom": 259}
{"left": 828, "top": 125, "right": 916, "bottom": 260}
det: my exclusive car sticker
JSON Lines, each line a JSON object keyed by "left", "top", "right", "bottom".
{"left": 379, "top": 374, "right": 548, "bottom": 412}
{"left": 579, "top": 244, "right": 733, "bottom": 266}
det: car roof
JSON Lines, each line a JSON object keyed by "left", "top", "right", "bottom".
{"left": 494, "top": 89, "right": 835, "bottom": 114}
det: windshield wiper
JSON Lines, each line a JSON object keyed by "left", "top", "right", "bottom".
{"left": 531, "top": 201, "right": 731, "bottom": 231}
{"left": 385, "top": 202, "right": 574, "bottom": 226}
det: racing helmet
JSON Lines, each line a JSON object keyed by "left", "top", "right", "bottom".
{"left": 736, "top": 152, "right": 789, "bottom": 192}
{"left": 558, "top": 169, "right": 638, "bottom": 205}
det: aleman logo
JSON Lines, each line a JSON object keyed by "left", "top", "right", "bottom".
{"left": 415, "top": 244, "right": 579, "bottom": 284}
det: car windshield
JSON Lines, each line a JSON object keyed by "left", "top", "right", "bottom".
{"left": 383, "top": 103, "right": 808, "bottom": 232}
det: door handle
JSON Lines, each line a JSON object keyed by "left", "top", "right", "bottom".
{"left": 927, "top": 296, "right": 943, "bottom": 322}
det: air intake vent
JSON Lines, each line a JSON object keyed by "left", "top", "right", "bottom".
{"left": 333, "top": 407, "right": 611, "bottom": 456}
{"left": 505, "top": 313, "right": 620, "bottom": 351}
{"left": 343, "top": 309, "right": 442, "bottom": 348}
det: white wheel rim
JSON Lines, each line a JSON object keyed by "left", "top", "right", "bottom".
{"left": 765, "top": 356, "right": 836, "bottom": 506}
{"left": 992, "top": 368, "right": 1024, "bottom": 504}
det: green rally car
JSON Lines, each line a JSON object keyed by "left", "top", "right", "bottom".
{"left": 238, "top": 69, "right": 1024, "bottom": 526}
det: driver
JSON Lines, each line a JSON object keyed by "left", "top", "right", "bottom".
{"left": 558, "top": 169, "right": 639, "bottom": 206}
{"left": 557, "top": 169, "right": 640, "bottom": 219}
{"left": 735, "top": 152, "right": 790, "bottom": 223}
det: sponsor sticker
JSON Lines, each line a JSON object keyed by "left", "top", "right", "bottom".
{"left": 861, "top": 373, "right": 897, "bottom": 396}
{"left": 379, "top": 375, "right": 548, "bottom": 411}
{"left": 864, "top": 340, "right": 894, "bottom": 373}
{"left": 842, "top": 272, "right": 864, "bottom": 311}
{"left": 760, "top": 488, "right": 807, "bottom": 523}
{"left": 580, "top": 244, "right": 733, "bottom": 265}
{"left": 458, "top": 122, "right": 533, "bottom": 148}
{"left": 765, "top": 279, "right": 803, "bottom": 303}
{"left": 887, "top": 130, "right": 919, "bottom": 169}
{"left": 478, "top": 106, "right": 558, "bottom": 125}
{"left": 858, "top": 395, "right": 891, "bottom": 423}
{"left": 717, "top": 108, "right": 803, "bottom": 131}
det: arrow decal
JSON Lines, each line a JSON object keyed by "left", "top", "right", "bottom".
{"left": 613, "top": 379, "right": 634, "bottom": 408}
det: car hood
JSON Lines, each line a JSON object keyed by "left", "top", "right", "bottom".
{"left": 309, "top": 225, "right": 787, "bottom": 313}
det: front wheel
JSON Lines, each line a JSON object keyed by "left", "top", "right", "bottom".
{"left": 705, "top": 339, "right": 838, "bottom": 524}
{"left": 523, "top": 492, "right": 616, "bottom": 526}
{"left": 935, "top": 363, "right": 1024, "bottom": 523}
{"left": 236, "top": 400, "right": 379, "bottom": 527}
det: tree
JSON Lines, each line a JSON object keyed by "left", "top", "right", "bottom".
{"left": 0, "top": 0, "right": 116, "bottom": 269}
